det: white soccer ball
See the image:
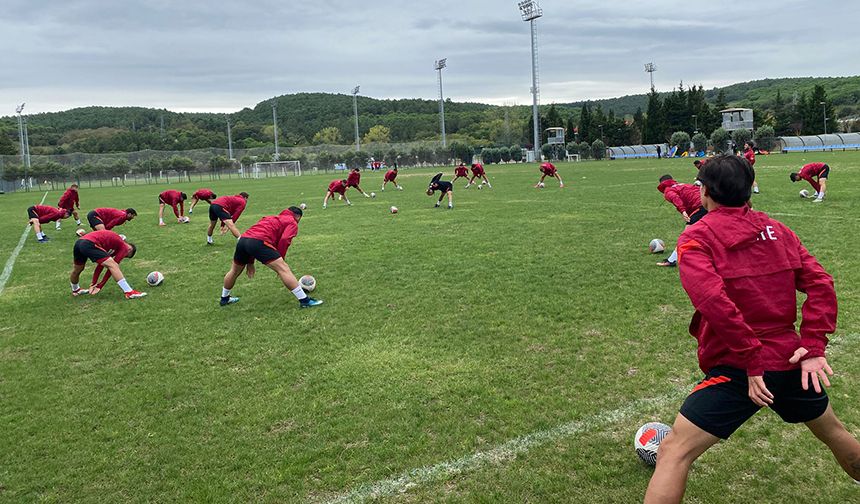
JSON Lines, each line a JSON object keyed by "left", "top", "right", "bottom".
{"left": 649, "top": 239, "right": 665, "bottom": 254}
{"left": 146, "top": 271, "right": 164, "bottom": 287}
{"left": 179, "top": 216, "right": 190, "bottom": 223}
{"left": 75, "top": 228, "right": 86, "bottom": 237}
{"left": 118, "top": 234, "right": 127, "bottom": 241}
{"left": 799, "top": 189, "right": 810, "bottom": 198}
{"left": 299, "top": 274, "right": 316, "bottom": 292}
{"left": 299, "top": 203, "right": 307, "bottom": 210}
{"left": 635, "top": 422, "right": 672, "bottom": 466}
{"left": 370, "top": 192, "right": 376, "bottom": 198}
{"left": 538, "top": 182, "right": 545, "bottom": 188}
{"left": 390, "top": 206, "right": 398, "bottom": 214}
{"left": 478, "top": 184, "right": 483, "bottom": 190}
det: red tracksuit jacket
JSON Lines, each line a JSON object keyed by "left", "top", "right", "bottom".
{"left": 677, "top": 206, "right": 836, "bottom": 376}
{"left": 57, "top": 188, "right": 79, "bottom": 210}
{"left": 93, "top": 208, "right": 131, "bottom": 230}
{"left": 660, "top": 181, "right": 702, "bottom": 215}
{"left": 211, "top": 195, "right": 247, "bottom": 222}
{"left": 241, "top": 210, "right": 299, "bottom": 261}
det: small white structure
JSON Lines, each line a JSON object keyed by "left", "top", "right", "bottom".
{"left": 720, "top": 108, "right": 754, "bottom": 132}
{"left": 545, "top": 127, "right": 565, "bottom": 145}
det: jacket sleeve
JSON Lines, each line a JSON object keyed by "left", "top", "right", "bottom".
{"left": 664, "top": 190, "right": 686, "bottom": 214}
{"left": 793, "top": 236, "right": 836, "bottom": 359}
{"left": 276, "top": 222, "right": 298, "bottom": 258}
{"left": 678, "top": 235, "right": 764, "bottom": 375}
{"left": 232, "top": 202, "right": 245, "bottom": 222}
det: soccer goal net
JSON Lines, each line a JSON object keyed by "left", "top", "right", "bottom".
{"left": 249, "top": 160, "right": 302, "bottom": 178}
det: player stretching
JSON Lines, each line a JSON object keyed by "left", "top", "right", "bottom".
{"left": 655, "top": 175, "right": 706, "bottom": 267}
{"left": 219, "top": 207, "right": 323, "bottom": 309}
{"left": 381, "top": 167, "right": 402, "bottom": 191}
{"left": 743, "top": 141, "right": 758, "bottom": 193}
{"left": 56, "top": 183, "right": 82, "bottom": 230}
{"left": 644, "top": 155, "right": 860, "bottom": 503}
{"left": 87, "top": 207, "right": 137, "bottom": 231}
{"left": 189, "top": 188, "right": 217, "bottom": 214}
{"left": 27, "top": 205, "right": 71, "bottom": 242}
{"left": 453, "top": 162, "right": 469, "bottom": 183}
{"left": 70, "top": 230, "right": 146, "bottom": 299}
{"left": 536, "top": 161, "right": 564, "bottom": 188}
{"left": 323, "top": 179, "right": 351, "bottom": 209}
{"left": 466, "top": 162, "right": 491, "bottom": 188}
{"left": 791, "top": 162, "right": 830, "bottom": 202}
{"left": 158, "top": 190, "right": 188, "bottom": 226}
{"left": 427, "top": 173, "right": 454, "bottom": 209}
{"left": 346, "top": 168, "right": 371, "bottom": 198}
{"left": 207, "top": 192, "right": 249, "bottom": 244}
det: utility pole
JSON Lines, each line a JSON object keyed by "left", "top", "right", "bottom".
{"left": 16, "top": 103, "right": 31, "bottom": 191}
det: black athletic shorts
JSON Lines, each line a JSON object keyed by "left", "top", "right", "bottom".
{"left": 209, "top": 204, "right": 232, "bottom": 222}
{"left": 73, "top": 239, "right": 110, "bottom": 265}
{"left": 687, "top": 207, "right": 707, "bottom": 225}
{"left": 680, "top": 366, "right": 829, "bottom": 439}
{"left": 819, "top": 164, "right": 830, "bottom": 179}
{"left": 87, "top": 210, "right": 104, "bottom": 229}
{"left": 27, "top": 206, "right": 38, "bottom": 219}
{"left": 233, "top": 237, "right": 281, "bottom": 265}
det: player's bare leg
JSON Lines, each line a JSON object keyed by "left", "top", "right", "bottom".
{"left": 446, "top": 191, "right": 453, "bottom": 209}
{"left": 93, "top": 223, "right": 106, "bottom": 231}
{"left": 69, "top": 263, "right": 89, "bottom": 296}
{"left": 220, "top": 261, "right": 245, "bottom": 305}
{"left": 266, "top": 258, "right": 323, "bottom": 307}
{"left": 644, "top": 413, "right": 720, "bottom": 504}
{"left": 29, "top": 218, "right": 43, "bottom": 236}
{"left": 555, "top": 173, "right": 564, "bottom": 188}
{"left": 189, "top": 197, "right": 199, "bottom": 213}
{"left": 91, "top": 257, "right": 144, "bottom": 298}
{"left": 806, "top": 404, "right": 860, "bottom": 481}
{"left": 344, "top": 195, "right": 352, "bottom": 206}
{"left": 158, "top": 203, "right": 167, "bottom": 226}
{"left": 323, "top": 190, "right": 333, "bottom": 208}
{"left": 465, "top": 176, "right": 477, "bottom": 188}
{"left": 357, "top": 185, "right": 370, "bottom": 197}
{"left": 220, "top": 218, "right": 241, "bottom": 238}
{"left": 814, "top": 178, "right": 828, "bottom": 202}
{"left": 535, "top": 174, "right": 547, "bottom": 188}
{"left": 482, "top": 175, "right": 492, "bottom": 188}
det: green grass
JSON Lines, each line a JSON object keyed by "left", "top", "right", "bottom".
{"left": 1, "top": 153, "right": 859, "bottom": 503}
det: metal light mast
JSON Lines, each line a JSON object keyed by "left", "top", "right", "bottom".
{"left": 644, "top": 62, "right": 657, "bottom": 91}
{"left": 227, "top": 119, "right": 234, "bottom": 160}
{"left": 16, "top": 103, "right": 31, "bottom": 191}
{"left": 519, "top": 1, "right": 543, "bottom": 162}
{"left": 352, "top": 86, "right": 361, "bottom": 151}
{"left": 272, "top": 102, "right": 280, "bottom": 160}
{"left": 435, "top": 59, "right": 448, "bottom": 148}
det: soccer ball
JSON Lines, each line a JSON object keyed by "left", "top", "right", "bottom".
{"left": 390, "top": 206, "right": 398, "bottom": 214}
{"left": 370, "top": 192, "right": 376, "bottom": 198}
{"left": 179, "top": 216, "right": 190, "bottom": 223}
{"left": 118, "top": 234, "right": 127, "bottom": 241}
{"left": 634, "top": 422, "right": 672, "bottom": 466}
{"left": 146, "top": 271, "right": 164, "bottom": 287}
{"left": 478, "top": 184, "right": 483, "bottom": 190}
{"left": 649, "top": 239, "right": 665, "bottom": 254}
{"left": 538, "top": 182, "right": 546, "bottom": 188}
{"left": 75, "top": 228, "right": 86, "bottom": 237}
{"left": 299, "top": 274, "right": 316, "bottom": 292}
{"left": 799, "top": 189, "right": 810, "bottom": 198}
{"left": 299, "top": 203, "right": 307, "bottom": 210}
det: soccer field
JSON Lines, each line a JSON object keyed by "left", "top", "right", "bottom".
{"left": 1, "top": 153, "right": 859, "bottom": 503}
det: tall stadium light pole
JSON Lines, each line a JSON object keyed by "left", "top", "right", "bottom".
{"left": 272, "top": 102, "right": 280, "bottom": 160}
{"left": 352, "top": 86, "right": 361, "bottom": 152}
{"left": 435, "top": 59, "right": 447, "bottom": 148}
{"left": 226, "top": 119, "right": 234, "bottom": 160}
{"left": 644, "top": 62, "right": 657, "bottom": 91}
{"left": 16, "top": 103, "right": 31, "bottom": 191}
{"left": 519, "top": 1, "right": 543, "bottom": 162}
{"left": 692, "top": 114, "right": 698, "bottom": 133}
{"left": 820, "top": 101, "right": 827, "bottom": 135}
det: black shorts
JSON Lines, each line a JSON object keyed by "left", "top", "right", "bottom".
{"left": 687, "top": 207, "right": 707, "bottom": 225}
{"left": 27, "top": 206, "right": 38, "bottom": 219}
{"left": 818, "top": 164, "right": 830, "bottom": 179}
{"left": 73, "top": 239, "right": 110, "bottom": 265}
{"left": 209, "top": 204, "right": 232, "bottom": 222}
{"left": 87, "top": 210, "right": 104, "bottom": 229}
{"left": 680, "top": 366, "right": 829, "bottom": 439}
{"left": 233, "top": 237, "right": 281, "bottom": 265}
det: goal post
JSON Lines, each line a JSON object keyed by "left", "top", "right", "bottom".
{"left": 250, "top": 160, "right": 302, "bottom": 178}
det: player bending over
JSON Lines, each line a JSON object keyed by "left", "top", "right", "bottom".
{"left": 743, "top": 141, "right": 759, "bottom": 194}
{"left": 791, "top": 162, "right": 830, "bottom": 202}
{"left": 27, "top": 205, "right": 72, "bottom": 242}
{"left": 56, "top": 183, "right": 82, "bottom": 229}
{"left": 69, "top": 230, "right": 146, "bottom": 299}
{"left": 207, "top": 192, "right": 249, "bottom": 244}
{"left": 427, "top": 173, "right": 453, "bottom": 209}
{"left": 655, "top": 175, "right": 706, "bottom": 267}
{"left": 87, "top": 207, "right": 137, "bottom": 231}
{"left": 323, "top": 179, "right": 351, "bottom": 209}
{"left": 453, "top": 162, "right": 469, "bottom": 183}
{"left": 536, "top": 161, "right": 564, "bottom": 188}
{"left": 189, "top": 188, "right": 217, "bottom": 213}
{"left": 644, "top": 155, "right": 860, "bottom": 503}
{"left": 465, "top": 162, "right": 491, "bottom": 188}
{"left": 219, "top": 207, "right": 322, "bottom": 308}
{"left": 158, "top": 190, "right": 188, "bottom": 226}
{"left": 346, "top": 168, "right": 371, "bottom": 198}
{"left": 381, "top": 167, "right": 402, "bottom": 191}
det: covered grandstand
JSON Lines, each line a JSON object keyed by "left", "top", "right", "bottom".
{"left": 607, "top": 144, "right": 669, "bottom": 159}
{"left": 779, "top": 133, "right": 860, "bottom": 152}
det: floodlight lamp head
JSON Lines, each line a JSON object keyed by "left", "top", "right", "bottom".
{"left": 352, "top": 86, "right": 360, "bottom": 95}
{"left": 518, "top": 0, "right": 543, "bottom": 21}
{"left": 435, "top": 58, "right": 447, "bottom": 70}
{"left": 644, "top": 63, "right": 657, "bottom": 72}
{"left": 16, "top": 103, "right": 25, "bottom": 114}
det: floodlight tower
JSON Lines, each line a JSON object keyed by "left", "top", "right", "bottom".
{"left": 518, "top": 0, "right": 543, "bottom": 162}
{"left": 352, "top": 86, "right": 361, "bottom": 151}
{"left": 820, "top": 101, "right": 827, "bottom": 135}
{"left": 271, "top": 102, "right": 280, "bottom": 160}
{"left": 644, "top": 62, "right": 657, "bottom": 91}
{"left": 435, "top": 59, "right": 447, "bottom": 148}
{"left": 226, "top": 119, "right": 234, "bottom": 160}
{"left": 15, "top": 103, "right": 31, "bottom": 191}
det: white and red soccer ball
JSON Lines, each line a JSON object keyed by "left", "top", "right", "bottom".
{"left": 299, "top": 274, "right": 316, "bottom": 292}
{"left": 634, "top": 422, "right": 672, "bottom": 466}
{"left": 389, "top": 206, "right": 398, "bottom": 214}
{"left": 649, "top": 239, "right": 665, "bottom": 254}
{"left": 146, "top": 271, "right": 164, "bottom": 287}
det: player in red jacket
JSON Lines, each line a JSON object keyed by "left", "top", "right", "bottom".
{"left": 644, "top": 155, "right": 860, "bottom": 503}
{"left": 535, "top": 162, "right": 564, "bottom": 188}
{"left": 323, "top": 179, "right": 351, "bottom": 209}
{"left": 452, "top": 162, "right": 469, "bottom": 183}
{"left": 381, "top": 167, "right": 402, "bottom": 191}
{"left": 55, "top": 183, "right": 82, "bottom": 230}
{"left": 27, "top": 205, "right": 72, "bottom": 242}
{"left": 346, "top": 168, "right": 371, "bottom": 198}
{"left": 206, "top": 192, "right": 248, "bottom": 244}
{"left": 466, "top": 162, "right": 491, "bottom": 188}
{"left": 189, "top": 188, "right": 217, "bottom": 214}
{"left": 158, "top": 190, "right": 188, "bottom": 226}
{"left": 87, "top": 207, "right": 137, "bottom": 231}
{"left": 791, "top": 162, "right": 830, "bottom": 202}
{"left": 69, "top": 230, "right": 146, "bottom": 299}
{"left": 743, "top": 141, "right": 758, "bottom": 194}
{"left": 219, "top": 207, "right": 322, "bottom": 308}
{"left": 655, "top": 175, "right": 706, "bottom": 267}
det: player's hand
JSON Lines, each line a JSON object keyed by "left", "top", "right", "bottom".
{"left": 789, "top": 347, "right": 833, "bottom": 393}
{"left": 747, "top": 375, "right": 773, "bottom": 407}
{"left": 682, "top": 211, "right": 691, "bottom": 223}
{"left": 89, "top": 285, "right": 101, "bottom": 295}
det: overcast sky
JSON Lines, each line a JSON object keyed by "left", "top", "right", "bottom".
{"left": 1, "top": 0, "right": 858, "bottom": 115}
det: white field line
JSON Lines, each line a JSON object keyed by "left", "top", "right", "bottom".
{"left": 770, "top": 212, "right": 860, "bottom": 221}
{"left": 0, "top": 191, "right": 49, "bottom": 297}
{"left": 321, "top": 333, "right": 860, "bottom": 504}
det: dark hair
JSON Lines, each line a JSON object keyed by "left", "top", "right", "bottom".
{"left": 288, "top": 206, "right": 303, "bottom": 217}
{"left": 789, "top": 173, "right": 800, "bottom": 182}
{"left": 70, "top": 183, "right": 79, "bottom": 188}
{"left": 696, "top": 155, "right": 754, "bottom": 207}
{"left": 210, "top": 193, "right": 217, "bottom": 199}
{"left": 239, "top": 192, "right": 249, "bottom": 199}
{"left": 659, "top": 174, "right": 673, "bottom": 182}
{"left": 180, "top": 192, "right": 188, "bottom": 200}
{"left": 126, "top": 208, "right": 137, "bottom": 216}
{"left": 127, "top": 242, "right": 137, "bottom": 259}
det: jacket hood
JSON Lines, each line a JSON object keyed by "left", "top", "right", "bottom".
{"left": 657, "top": 179, "right": 677, "bottom": 193}
{"left": 703, "top": 206, "right": 770, "bottom": 250}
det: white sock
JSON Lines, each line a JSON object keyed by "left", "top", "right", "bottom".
{"left": 222, "top": 287, "right": 231, "bottom": 298}
{"left": 667, "top": 249, "right": 678, "bottom": 263}
{"left": 36, "top": 232, "right": 45, "bottom": 239}
{"left": 817, "top": 191, "right": 825, "bottom": 199}
{"left": 76, "top": 219, "right": 81, "bottom": 225}
{"left": 55, "top": 222, "right": 61, "bottom": 229}
{"left": 159, "top": 218, "right": 164, "bottom": 224}
{"left": 291, "top": 285, "right": 308, "bottom": 301}
{"left": 207, "top": 235, "right": 213, "bottom": 244}
{"left": 117, "top": 278, "right": 133, "bottom": 293}
{"left": 71, "top": 282, "right": 80, "bottom": 291}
